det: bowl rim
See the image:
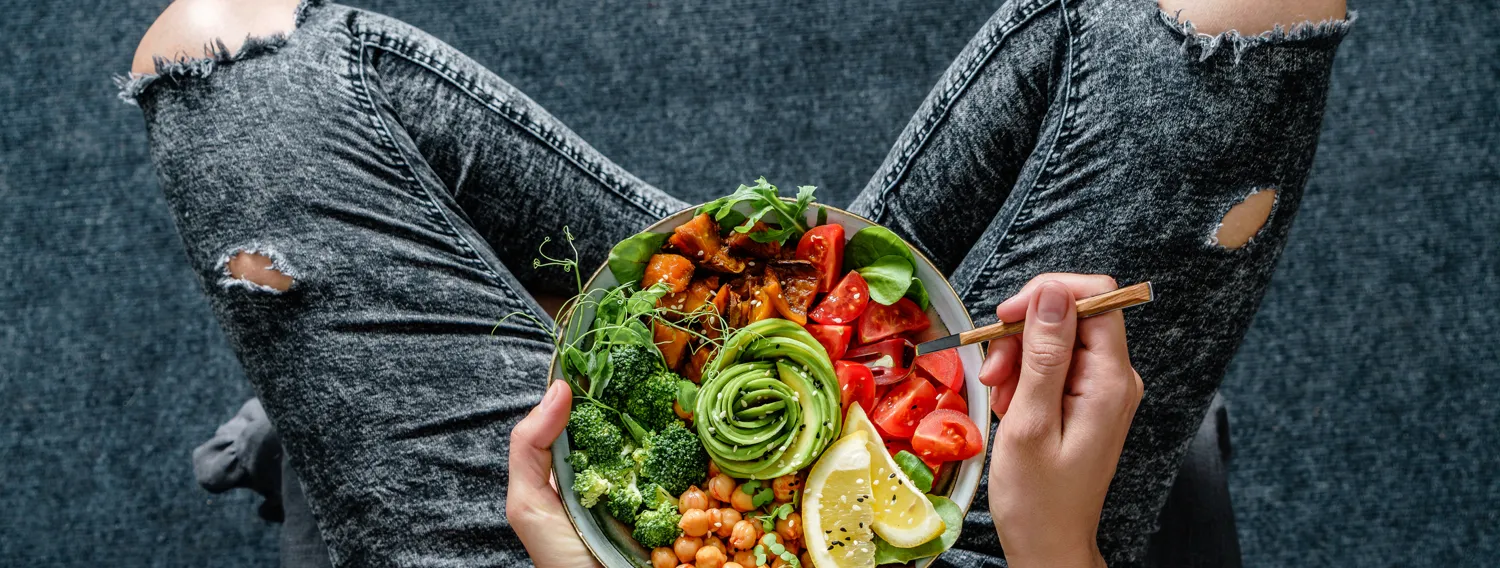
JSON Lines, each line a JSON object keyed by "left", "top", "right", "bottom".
{"left": 546, "top": 202, "right": 991, "bottom": 566}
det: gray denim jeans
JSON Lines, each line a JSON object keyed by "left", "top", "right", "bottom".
{"left": 120, "top": 0, "right": 1351, "bottom": 566}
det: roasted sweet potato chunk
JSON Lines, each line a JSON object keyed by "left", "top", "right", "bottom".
{"left": 669, "top": 214, "right": 746, "bottom": 274}
{"left": 659, "top": 275, "right": 719, "bottom": 320}
{"left": 725, "top": 221, "right": 783, "bottom": 259}
{"left": 642, "top": 254, "right": 694, "bottom": 293}
{"left": 653, "top": 320, "right": 692, "bottom": 369}
{"left": 770, "top": 260, "right": 820, "bottom": 317}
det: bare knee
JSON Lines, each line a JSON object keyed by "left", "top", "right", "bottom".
{"left": 131, "top": 0, "right": 302, "bottom": 75}
{"left": 226, "top": 251, "right": 293, "bottom": 292}
{"left": 1214, "top": 189, "right": 1277, "bottom": 249}
{"left": 1158, "top": 0, "right": 1347, "bottom": 36}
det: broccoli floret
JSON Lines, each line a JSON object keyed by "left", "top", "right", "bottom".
{"left": 604, "top": 345, "right": 663, "bottom": 407}
{"left": 641, "top": 421, "right": 709, "bottom": 496}
{"left": 632, "top": 505, "right": 684, "bottom": 549}
{"left": 571, "top": 468, "right": 613, "bottom": 508}
{"left": 568, "top": 402, "right": 625, "bottom": 466}
{"left": 626, "top": 371, "right": 683, "bottom": 432}
{"left": 605, "top": 474, "right": 646, "bottom": 525}
{"left": 566, "top": 450, "right": 590, "bottom": 472}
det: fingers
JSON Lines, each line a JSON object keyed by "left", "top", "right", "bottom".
{"left": 980, "top": 335, "right": 1019, "bottom": 416}
{"left": 994, "top": 273, "right": 1120, "bottom": 325}
{"left": 1008, "top": 281, "right": 1078, "bottom": 434}
{"left": 507, "top": 381, "right": 572, "bottom": 524}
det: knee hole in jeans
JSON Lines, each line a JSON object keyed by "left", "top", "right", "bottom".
{"left": 224, "top": 250, "right": 293, "bottom": 292}
{"left": 1213, "top": 189, "right": 1277, "bottom": 249}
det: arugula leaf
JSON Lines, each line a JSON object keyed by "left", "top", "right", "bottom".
{"left": 893, "top": 450, "right": 934, "bottom": 493}
{"left": 904, "top": 277, "right": 931, "bottom": 310}
{"left": 871, "top": 495, "right": 963, "bottom": 564}
{"left": 608, "top": 232, "right": 668, "bottom": 285}
{"left": 696, "top": 177, "right": 817, "bottom": 246}
{"left": 844, "top": 226, "right": 915, "bottom": 272}
{"left": 856, "top": 254, "right": 915, "bottom": 305}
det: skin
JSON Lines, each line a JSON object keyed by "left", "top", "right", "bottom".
{"left": 131, "top": 0, "right": 301, "bottom": 75}
{"left": 1158, "top": 0, "right": 1347, "bottom": 36}
{"left": 978, "top": 275, "right": 1144, "bottom": 568}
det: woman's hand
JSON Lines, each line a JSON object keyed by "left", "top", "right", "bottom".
{"left": 507, "top": 380, "right": 601, "bottom": 568}
{"left": 979, "top": 274, "right": 1145, "bottom": 568}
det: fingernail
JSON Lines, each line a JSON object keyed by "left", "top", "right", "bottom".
{"left": 1037, "top": 283, "right": 1068, "bottom": 323}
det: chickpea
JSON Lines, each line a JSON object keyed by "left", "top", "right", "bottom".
{"left": 695, "top": 545, "right": 727, "bottom": 568}
{"left": 800, "top": 550, "right": 813, "bottom": 568}
{"left": 680, "top": 486, "right": 709, "bottom": 513}
{"left": 771, "top": 555, "right": 794, "bottom": 568}
{"left": 724, "top": 563, "right": 745, "bottom": 568}
{"left": 707, "top": 508, "right": 723, "bottom": 532}
{"left": 673, "top": 536, "right": 702, "bottom": 564}
{"left": 729, "top": 520, "right": 760, "bottom": 550}
{"left": 781, "top": 538, "right": 799, "bottom": 556}
{"left": 707, "top": 474, "right": 736, "bottom": 502}
{"left": 732, "top": 550, "right": 757, "bottom": 567}
{"left": 729, "top": 486, "right": 756, "bottom": 512}
{"left": 772, "top": 474, "right": 801, "bottom": 502}
{"left": 651, "top": 547, "right": 677, "bottom": 568}
{"left": 774, "top": 513, "right": 801, "bottom": 542}
{"left": 716, "top": 508, "right": 742, "bottom": 538}
{"left": 704, "top": 534, "right": 728, "bottom": 554}
{"left": 708, "top": 461, "right": 722, "bottom": 478}
{"left": 679, "top": 509, "right": 711, "bottom": 537}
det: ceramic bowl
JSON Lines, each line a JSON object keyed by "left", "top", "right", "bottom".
{"left": 549, "top": 204, "right": 989, "bottom": 568}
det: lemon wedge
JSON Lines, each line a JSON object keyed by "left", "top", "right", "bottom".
{"left": 803, "top": 431, "right": 877, "bottom": 568}
{"left": 842, "top": 404, "right": 945, "bottom": 548}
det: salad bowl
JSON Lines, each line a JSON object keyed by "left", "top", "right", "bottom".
{"left": 549, "top": 200, "right": 989, "bottom": 568}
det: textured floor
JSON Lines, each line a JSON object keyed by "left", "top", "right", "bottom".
{"left": 1, "top": 0, "right": 1494, "bottom": 565}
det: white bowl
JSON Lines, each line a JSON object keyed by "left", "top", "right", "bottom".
{"left": 550, "top": 204, "right": 989, "bottom": 568}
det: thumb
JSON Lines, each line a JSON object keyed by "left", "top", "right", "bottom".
{"left": 1009, "top": 281, "right": 1077, "bottom": 435}
{"left": 508, "top": 381, "right": 572, "bottom": 515}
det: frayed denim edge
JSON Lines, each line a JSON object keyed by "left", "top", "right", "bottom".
{"left": 215, "top": 245, "right": 297, "bottom": 293}
{"left": 113, "top": 0, "right": 324, "bottom": 105}
{"left": 1159, "top": 9, "right": 1358, "bottom": 64}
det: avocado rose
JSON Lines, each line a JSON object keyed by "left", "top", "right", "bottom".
{"left": 694, "top": 319, "right": 842, "bottom": 479}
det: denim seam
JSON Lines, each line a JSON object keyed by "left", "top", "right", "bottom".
{"left": 346, "top": 30, "right": 543, "bottom": 326}
{"left": 866, "top": 0, "right": 1060, "bottom": 223}
{"left": 970, "top": 0, "right": 1080, "bottom": 291}
{"left": 353, "top": 30, "right": 674, "bottom": 221}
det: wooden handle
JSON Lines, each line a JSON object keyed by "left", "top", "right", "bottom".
{"left": 956, "top": 282, "right": 1154, "bottom": 345}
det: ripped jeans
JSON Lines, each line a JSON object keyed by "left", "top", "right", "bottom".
{"left": 120, "top": 0, "right": 1352, "bottom": 566}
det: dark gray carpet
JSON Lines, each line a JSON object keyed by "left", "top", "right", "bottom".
{"left": 1, "top": 0, "right": 1493, "bottom": 565}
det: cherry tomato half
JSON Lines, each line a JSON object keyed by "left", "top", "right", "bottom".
{"left": 857, "top": 297, "right": 931, "bottom": 344}
{"left": 805, "top": 324, "right": 853, "bottom": 361}
{"left": 844, "top": 338, "right": 914, "bottom": 385}
{"left": 809, "top": 271, "right": 870, "bottom": 325}
{"left": 934, "top": 385, "right": 967, "bottom": 415}
{"left": 835, "top": 360, "right": 877, "bottom": 415}
{"left": 870, "top": 375, "right": 938, "bottom": 440}
{"left": 795, "top": 224, "right": 845, "bottom": 293}
{"left": 911, "top": 409, "right": 983, "bottom": 462}
{"left": 913, "top": 349, "right": 963, "bottom": 393}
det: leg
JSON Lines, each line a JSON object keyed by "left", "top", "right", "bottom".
{"left": 851, "top": 0, "right": 1353, "bottom": 565}
{"left": 123, "top": 1, "right": 678, "bottom": 565}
